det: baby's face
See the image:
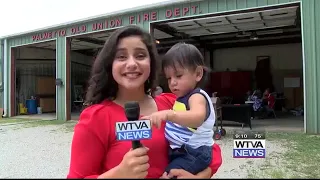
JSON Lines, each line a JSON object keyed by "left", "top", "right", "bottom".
{"left": 164, "top": 66, "right": 200, "bottom": 97}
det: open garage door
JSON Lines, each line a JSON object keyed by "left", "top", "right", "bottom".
{"left": 12, "top": 40, "right": 57, "bottom": 120}
{"left": 152, "top": 5, "right": 304, "bottom": 132}
{"left": 67, "top": 30, "right": 116, "bottom": 120}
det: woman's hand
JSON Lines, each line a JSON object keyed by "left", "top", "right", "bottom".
{"left": 160, "top": 167, "right": 212, "bottom": 179}
{"left": 99, "top": 147, "right": 150, "bottom": 179}
{"left": 160, "top": 169, "right": 196, "bottom": 179}
{"left": 119, "top": 147, "right": 150, "bottom": 178}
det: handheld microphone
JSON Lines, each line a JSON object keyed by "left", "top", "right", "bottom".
{"left": 125, "top": 101, "right": 142, "bottom": 149}
{"left": 115, "top": 101, "right": 152, "bottom": 149}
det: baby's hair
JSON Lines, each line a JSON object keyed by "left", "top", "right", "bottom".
{"left": 162, "top": 42, "right": 211, "bottom": 87}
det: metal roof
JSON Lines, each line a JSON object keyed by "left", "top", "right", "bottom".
{"left": 0, "top": 0, "right": 195, "bottom": 39}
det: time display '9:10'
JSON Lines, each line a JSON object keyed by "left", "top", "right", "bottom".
{"left": 233, "top": 131, "right": 265, "bottom": 139}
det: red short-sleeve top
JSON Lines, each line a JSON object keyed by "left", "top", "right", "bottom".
{"left": 67, "top": 93, "right": 222, "bottom": 179}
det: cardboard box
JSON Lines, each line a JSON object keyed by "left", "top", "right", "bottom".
{"left": 36, "top": 77, "right": 56, "bottom": 95}
{"left": 39, "top": 98, "right": 56, "bottom": 112}
{"left": 284, "top": 87, "right": 303, "bottom": 109}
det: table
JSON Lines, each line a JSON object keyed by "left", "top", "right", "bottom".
{"left": 221, "top": 104, "right": 252, "bottom": 129}
{"left": 245, "top": 101, "right": 255, "bottom": 119}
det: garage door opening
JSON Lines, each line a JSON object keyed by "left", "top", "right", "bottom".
{"left": 68, "top": 30, "right": 116, "bottom": 119}
{"left": 13, "top": 40, "right": 57, "bottom": 120}
{"left": 152, "top": 4, "right": 303, "bottom": 132}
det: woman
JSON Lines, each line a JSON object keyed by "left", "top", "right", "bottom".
{"left": 262, "top": 88, "right": 275, "bottom": 108}
{"left": 67, "top": 25, "right": 222, "bottom": 179}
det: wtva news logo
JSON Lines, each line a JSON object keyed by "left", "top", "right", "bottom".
{"left": 233, "top": 139, "right": 266, "bottom": 158}
{"left": 116, "top": 120, "right": 152, "bottom": 141}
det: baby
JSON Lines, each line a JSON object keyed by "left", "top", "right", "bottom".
{"left": 142, "top": 42, "right": 215, "bottom": 178}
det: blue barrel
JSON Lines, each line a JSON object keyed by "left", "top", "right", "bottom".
{"left": 26, "top": 99, "right": 37, "bottom": 114}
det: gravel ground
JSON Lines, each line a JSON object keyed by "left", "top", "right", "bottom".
{"left": 0, "top": 123, "right": 73, "bottom": 178}
{"left": 0, "top": 122, "right": 287, "bottom": 179}
{"left": 213, "top": 135, "right": 286, "bottom": 178}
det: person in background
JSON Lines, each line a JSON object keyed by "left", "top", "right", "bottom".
{"left": 153, "top": 85, "right": 163, "bottom": 96}
{"left": 261, "top": 88, "right": 276, "bottom": 118}
{"left": 66, "top": 25, "right": 222, "bottom": 179}
{"left": 262, "top": 88, "right": 269, "bottom": 99}
{"left": 250, "top": 90, "right": 262, "bottom": 115}
{"left": 262, "top": 88, "right": 274, "bottom": 107}
{"left": 211, "top": 92, "right": 218, "bottom": 104}
{"left": 245, "top": 90, "right": 252, "bottom": 101}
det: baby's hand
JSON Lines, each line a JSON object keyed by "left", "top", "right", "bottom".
{"left": 140, "top": 110, "right": 171, "bottom": 129}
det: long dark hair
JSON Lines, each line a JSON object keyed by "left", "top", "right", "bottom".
{"left": 85, "top": 25, "right": 159, "bottom": 105}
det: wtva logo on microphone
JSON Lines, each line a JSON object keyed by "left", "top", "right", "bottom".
{"left": 116, "top": 120, "right": 152, "bottom": 141}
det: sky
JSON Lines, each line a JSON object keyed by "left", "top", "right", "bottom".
{"left": 0, "top": 0, "right": 167, "bottom": 37}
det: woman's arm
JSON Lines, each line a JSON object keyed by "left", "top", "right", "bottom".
{"left": 67, "top": 125, "right": 105, "bottom": 178}
{"left": 67, "top": 107, "right": 109, "bottom": 179}
{"left": 68, "top": 106, "right": 150, "bottom": 179}
{"left": 195, "top": 167, "right": 212, "bottom": 178}
{"left": 164, "top": 167, "right": 211, "bottom": 179}
{"left": 208, "top": 144, "right": 223, "bottom": 176}
{"left": 195, "top": 144, "right": 223, "bottom": 178}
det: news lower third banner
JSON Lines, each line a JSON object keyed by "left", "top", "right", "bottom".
{"left": 233, "top": 130, "right": 266, "bottom": 158}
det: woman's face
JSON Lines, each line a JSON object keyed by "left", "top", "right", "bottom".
{"left": 112, "top": 36, "right": 151, "bottom": 91}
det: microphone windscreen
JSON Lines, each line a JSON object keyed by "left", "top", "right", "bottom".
{"left": 124, "top": 101, "right": 140, "bottom": 120}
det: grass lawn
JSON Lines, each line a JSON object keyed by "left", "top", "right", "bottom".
{"left": 248, "top": 132, "right": 320, "bottom": 179}
{"left": 0, "top": 118, "right": 77, "bottom": 133}
{"left": 0, "top": 118, "right": 37, "bottom": 124}
{"left": 20, "top": 119, "right": 76, "bottom": 132}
